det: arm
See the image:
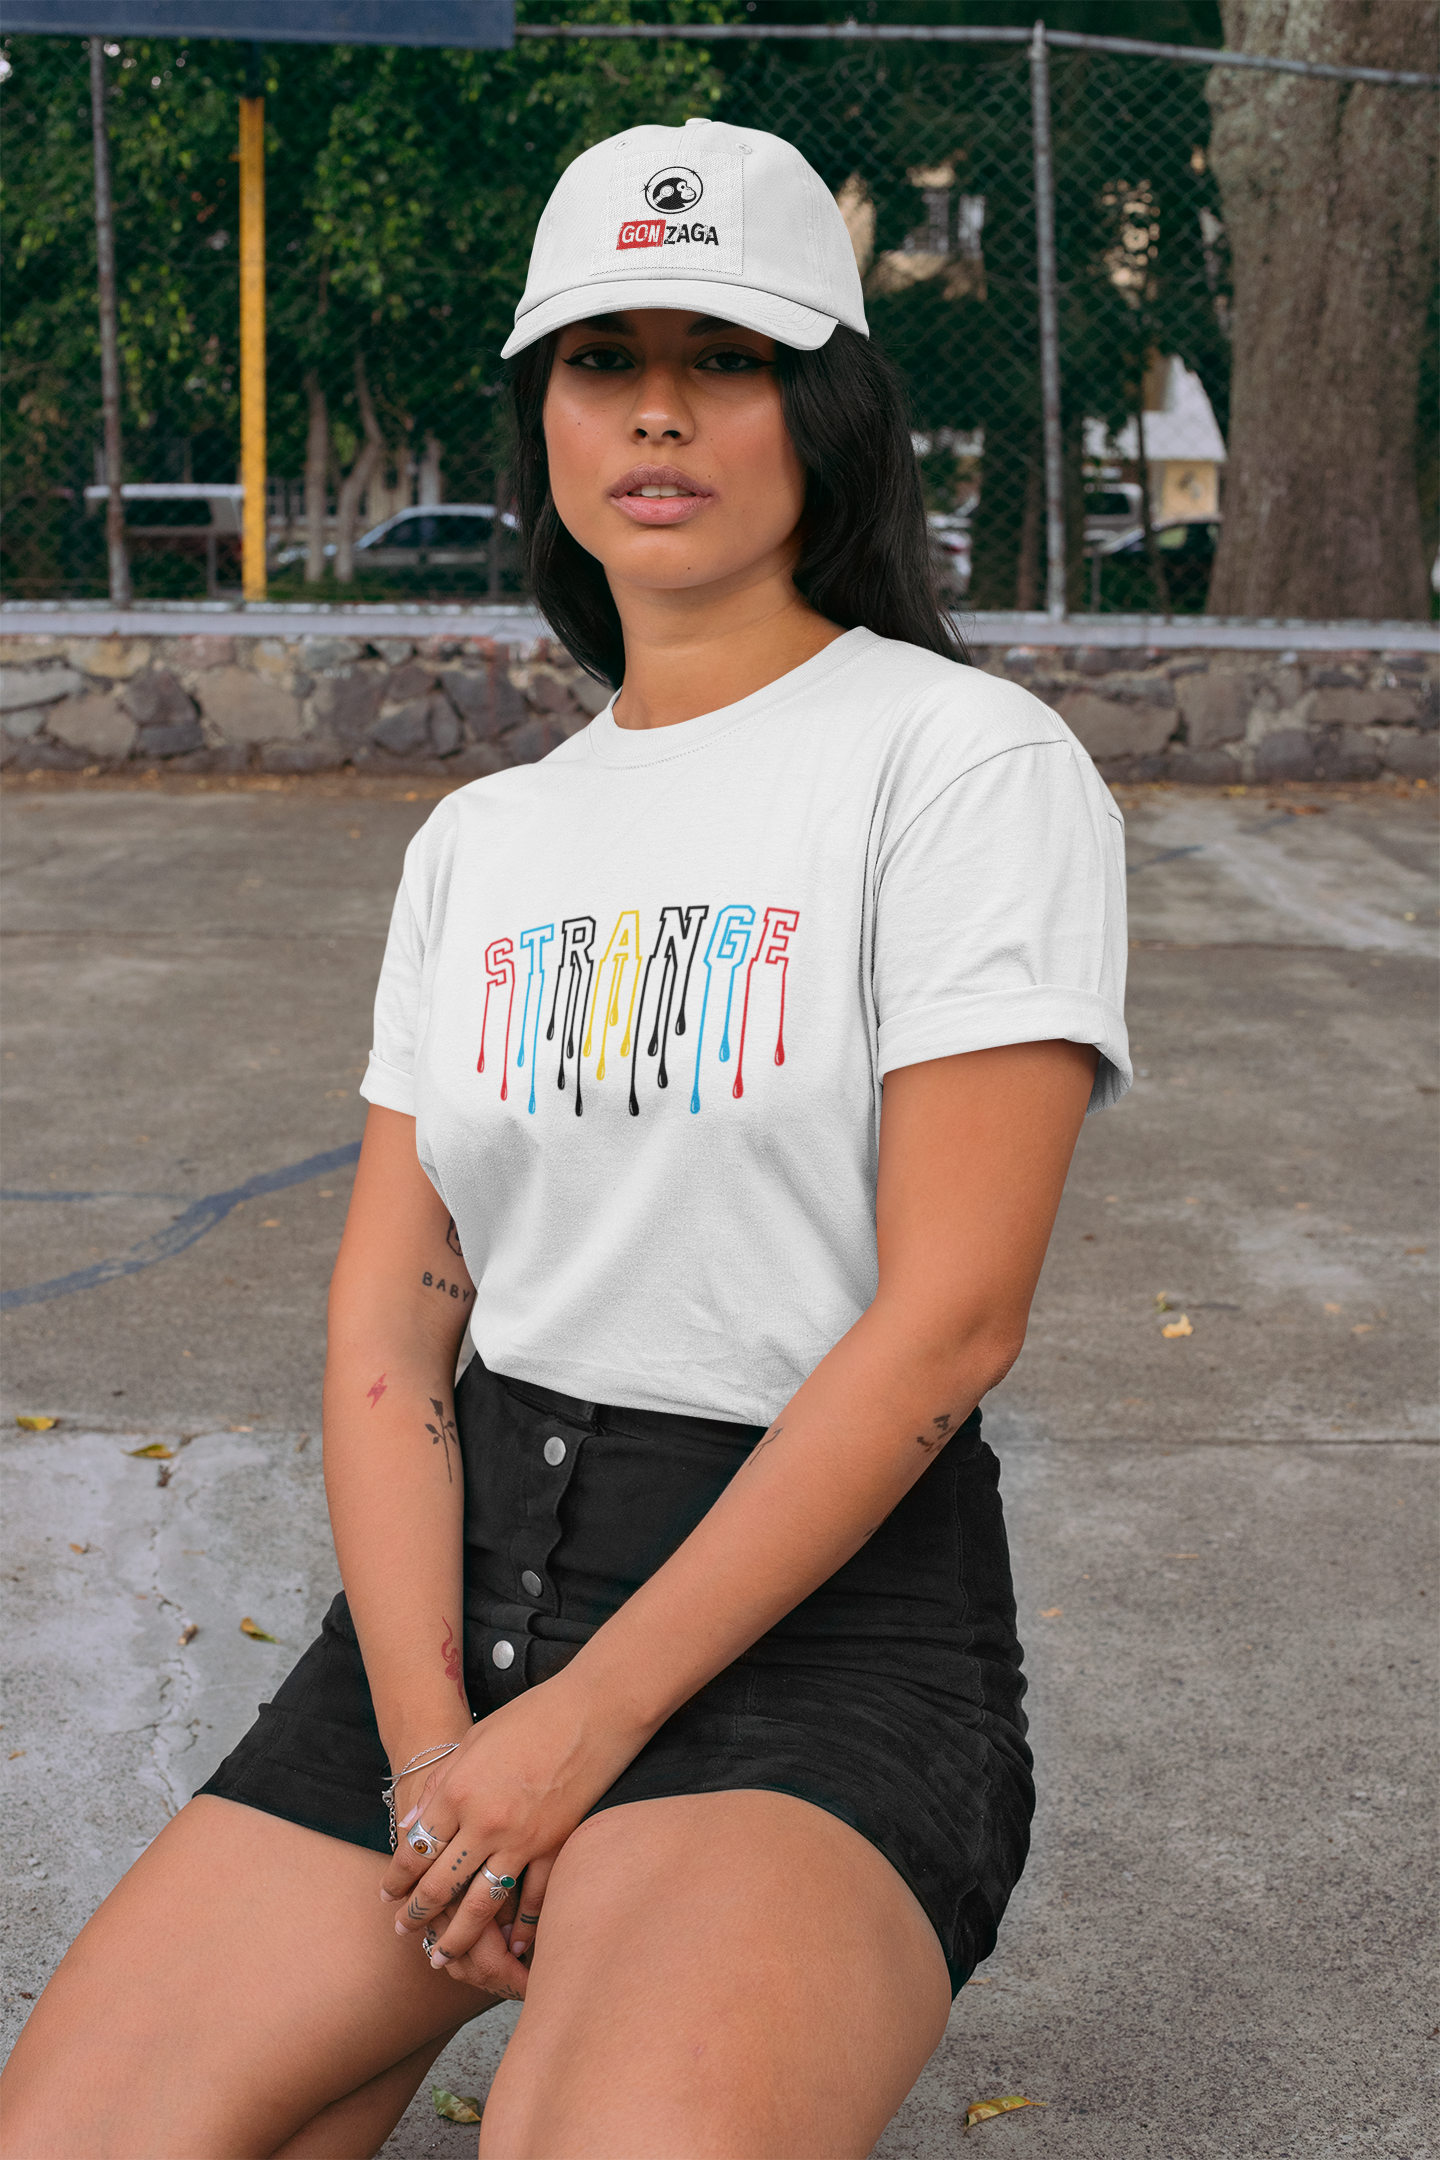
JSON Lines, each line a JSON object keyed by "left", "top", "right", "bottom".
{"left": 322, "top": 1108, "right": 484, "bottom": 1852}
{"left": 385, "top": 1039, "right": 1096, "bottom": 1970}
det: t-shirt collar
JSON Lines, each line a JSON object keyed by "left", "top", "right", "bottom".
{"left": 584, "top": 626, "right": 875, "bottom": 768}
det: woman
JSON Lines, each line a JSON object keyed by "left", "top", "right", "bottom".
{"left": 0, "top": 119, "right": 1128, "bottom": 2158}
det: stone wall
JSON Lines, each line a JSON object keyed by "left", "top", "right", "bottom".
{"left": 0, "top": 630, "right": 606, "bottom": 777}
{"left": 970, "top": 640, "right": 1437, "bottom": 783}
{"left": 1, "top": 628, "right": 1435, "bottom": 782}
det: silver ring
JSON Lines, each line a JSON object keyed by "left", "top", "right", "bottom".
{"left": 481, "top": 1862, "right": 516, "bottom": 1901}
{"left": 407, "top": 1821, "right": 446, "bottom": 1859}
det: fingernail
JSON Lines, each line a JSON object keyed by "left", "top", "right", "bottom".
{"left": 429, "top": 1948, "right": 451, "bottom": 1968}
{"left": 395, "top": 1918, "right": 412, "bottom": 1936}
{"left": 398, "top": 1804, "right": 421, "bottom": 1831}
{"left": 379, "top": 1887, "right": 396, "bottom": 1903}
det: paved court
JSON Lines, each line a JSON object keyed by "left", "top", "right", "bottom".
{"left": 2, "top": 770, "right": 1436, "bottom": 2157}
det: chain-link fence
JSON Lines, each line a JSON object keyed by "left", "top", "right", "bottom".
{"left": 2, "top": 18, "right": 1435, "bottom": 616}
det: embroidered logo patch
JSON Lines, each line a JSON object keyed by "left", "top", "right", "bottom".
{"left": 644, "top": 166, "right": 703, "bottom": 213}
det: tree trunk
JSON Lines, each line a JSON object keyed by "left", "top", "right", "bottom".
{"left": 1205, "top": 0, "right": 1437, "bottom": 620}
{"left": 303, "top": 369, "right": 329, "bottom": 584}
{"left": 333, "top": 352, "right": 385, "bottom": 584}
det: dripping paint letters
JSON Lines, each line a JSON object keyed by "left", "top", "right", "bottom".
{"left": 477, "top": 903, "right": 799, "bottom": 1117}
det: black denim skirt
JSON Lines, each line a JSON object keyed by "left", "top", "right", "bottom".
{"left": 199, "top": 1356, "right": 1034, "bottom": 1993}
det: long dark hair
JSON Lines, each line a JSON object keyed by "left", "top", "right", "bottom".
{"left": 507, "top": 323, "right": 968, "bottom": 687}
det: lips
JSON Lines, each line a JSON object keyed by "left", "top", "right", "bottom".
{"left": 609, "top": 463, "right": 716, "bottom": 527}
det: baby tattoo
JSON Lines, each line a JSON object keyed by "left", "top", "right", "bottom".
{"left": 421, "top": 1270, "right": 473, "bottom": 1305}
{"left": 424, "top": 1398, "right": 457, "bottom": 1483}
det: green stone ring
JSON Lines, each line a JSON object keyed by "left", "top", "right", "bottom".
{"left": 481, "top": 1865, "right": 516, "bottom": 1893}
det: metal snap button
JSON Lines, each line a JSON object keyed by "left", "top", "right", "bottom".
{"left": 491, "top": 1639, "right": 515, "bottom": 1670}
{"left": 543, "top": 1436, "right": 567, "bottom": 1466}
{"left": 521, "top": 1570, "right": 543, "bottom": 1598}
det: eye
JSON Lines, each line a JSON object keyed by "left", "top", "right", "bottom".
{"left": 563, "top": 345, "right": 635, "bottom": 372}
{"left": 696, "top": 348, "right": 768, "bottom": 374}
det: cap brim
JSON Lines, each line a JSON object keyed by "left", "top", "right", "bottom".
{"left": 500, "top": 277, "right": 848, "bottom": 360}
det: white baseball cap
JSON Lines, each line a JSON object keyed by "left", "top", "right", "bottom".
{"left": 500, "top": 117, "right": 868, "bottom": 359}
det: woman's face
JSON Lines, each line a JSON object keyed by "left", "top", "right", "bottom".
{"left": 543, "top": 310, "right": 808, "bottom": 600}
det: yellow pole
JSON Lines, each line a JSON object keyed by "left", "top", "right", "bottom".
{"left": 239, "top": 93, "right": 266, "bottom": 602}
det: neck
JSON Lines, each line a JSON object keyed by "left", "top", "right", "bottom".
{"left": 608, "top": 555, "right": 844, "bottom": 731}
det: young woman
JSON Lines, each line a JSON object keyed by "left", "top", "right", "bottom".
{"left": 0, "top": 120, "right": 1128, "bottom": 2159}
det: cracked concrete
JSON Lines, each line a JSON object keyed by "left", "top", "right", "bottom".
{"left": 2, "top": 773, "right": 1437, "bottom": 2156}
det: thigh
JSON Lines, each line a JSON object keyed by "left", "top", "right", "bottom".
{"left": 480, "top": 1790, "right": 952, "bottom": 2160}
{"left": 0, "top": 1796, "right": 496, "bottom": 2160}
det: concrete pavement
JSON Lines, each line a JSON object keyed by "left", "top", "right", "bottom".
{"left": 2, "top": 770, "right": 1436, "bottom": 2156}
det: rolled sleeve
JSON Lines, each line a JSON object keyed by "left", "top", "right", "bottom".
{"left": 873, "top": 739, "right": 1132, "bottom": 1113}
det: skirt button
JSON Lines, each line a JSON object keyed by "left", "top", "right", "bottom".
{"left": 521, "top": 1570, "right": 543, "bottom": 1598}
{"left": 543, "top": 1436, "right": 567, "bottom": 1466}
{"left": 492, "top": 1639, "right": 516, "bottom": 1670}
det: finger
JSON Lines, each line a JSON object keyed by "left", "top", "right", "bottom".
{"left": 438, "top": 1929, "right": 530, "bottom": 2001}
{"left": 505, "top": 1851, "right": 557, "bottom": 1965}
{"left": 379, "top": 1789, "right": 461, "bottom": 1909}
{"left": 432, "top": 1856, "right": 525, "bottom": 1963}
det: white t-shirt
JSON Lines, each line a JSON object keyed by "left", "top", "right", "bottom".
{"left": 360, "top": 627, "right": 1131, "bottom": 1425}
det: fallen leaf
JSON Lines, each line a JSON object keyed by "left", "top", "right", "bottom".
{"left": 432, "top": 2089, "right": 483, "bottom": 2125}
{"left": 1039, "top": 1606, "right": 1063, "bottom": 1618}
{"left": 1405, "top": 1246, "right": 1426, "bottom": 1255}
{"left": 1324, "top": 1302, "right": 1343, "bottom": 1315}
{"left": 965, "top": 2096, "right": 1046, "bottom": 2129}
{"left": 8, "top": 1751, "right": 25, "bottom": 1760}
{"left": 178, "top": 1623, "right": 199, "bottom": 1645}
{"left": 1166, "top": 1553, "right": 1200, "bottom": 1559}
{"left": 965, "top": 1975, "right": 993, "bottom": 1986}
{"left": 261, "top": 1219, "right": 280, "bottom": 1229}
{"left": 1352, "top": 1323, "right": 1373, "bottom": 1336}
{"left": 68, "top": 1542, "right": 89, "bottom": 1554}
{"left": 125, "top": 1442, "right": 175, "bottom": 1459}
{"left": 1161, "top": 1314, "right": 1193, "bottom": 1338}
{"left": 239, "top": 1616, "right": 279, "bottom": 1643}
{"left": 1154, "top": 1292, "right": 1173, "bottom": 1312}
{"left": 16, "top": 1416, "right": 58, "bottom": 1431}
{"left": 1223, "top": 783, "right": 1247, "bottom": 796}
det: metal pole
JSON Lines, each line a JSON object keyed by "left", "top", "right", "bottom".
{"left": 1029, "top": 20, "right": 1066, "bottom": 622}
{"left": 239, "top": 61, "right": 267, "bottom": 603}
{"left": 88, "top": 37, "right": 130, "bottom": 609}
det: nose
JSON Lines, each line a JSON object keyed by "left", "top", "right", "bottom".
{"left": 629, "top": 362, "right": 695, "bottom": 446}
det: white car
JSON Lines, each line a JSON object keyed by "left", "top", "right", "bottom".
{"left": 273, "top": 503, "right": 517, "bottom": 570}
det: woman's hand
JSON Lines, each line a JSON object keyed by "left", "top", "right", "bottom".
{"left": 378, "top": 1672, "right": 648, "bottom": 1985}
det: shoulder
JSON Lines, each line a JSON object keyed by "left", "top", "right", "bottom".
{"left": 838, "top": 632, "right": 1109, "bottom": 820}
{"left": 399, "top": 734, "right": 590, "bottom": 879}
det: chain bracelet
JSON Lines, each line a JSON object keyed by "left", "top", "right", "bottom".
{"left": 382, "top": 1742, "right": 462, "bottom": 1852}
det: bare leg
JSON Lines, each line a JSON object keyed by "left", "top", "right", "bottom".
{"left": 272, "top": 2037, "right": 464, "bottom": 2160}
{"left": 0, "top": 1797, "right": 502, "bottom": 2160}
{"left": 480, "top": 1790, "right": 951, "bottom": 2160}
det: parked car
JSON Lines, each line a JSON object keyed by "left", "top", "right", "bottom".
{"left": 1083, "top": 481, "right": 1144, "bottom": 545}
{"left": 1089, "top": 517, "right": 1219, "bottom": 613}
{"left": 927, "top": 510, "right": 972, "bottom": 599}
{"left": 272, "top": 502, "right": 516, "bottom": 572}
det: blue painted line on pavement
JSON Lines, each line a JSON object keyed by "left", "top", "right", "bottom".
{"left": 0, "top": 1141, "right": 361, "bottom": 1311}
{"left": 1127, "top": 845, "right": 1204, "bottom": 875}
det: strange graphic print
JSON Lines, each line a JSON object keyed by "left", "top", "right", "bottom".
{"left": 478, "top": 902, "right": 798, "bottom": 1117}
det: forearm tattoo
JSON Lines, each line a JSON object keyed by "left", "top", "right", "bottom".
{"left": 425, "top": 1398, "right": 457, "bottom": 1483}
{"left": 446, "top": 1216, "right": 464, "bottom": 1257}
{"left": 366, "top": 1372, "right": 387, "bottom": 1409}
{"left": 915, "top": 1410, "right": 955, "bottom": 1456}
{"left": 440, "top": 1618, "right": 466, "bottom": 1705}
{"left": 745, "top": 1421, "right": 783, "bottom": 1469}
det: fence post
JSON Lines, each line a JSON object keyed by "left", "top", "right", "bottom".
{"left": 239, "top": 50, "right": 267, "bottom": 603}
{"left": 88, "top": 37, "right": 130, "bottom": 610}
{"left": 1029, "top": 19, "right": 1067, "bottom": 622}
